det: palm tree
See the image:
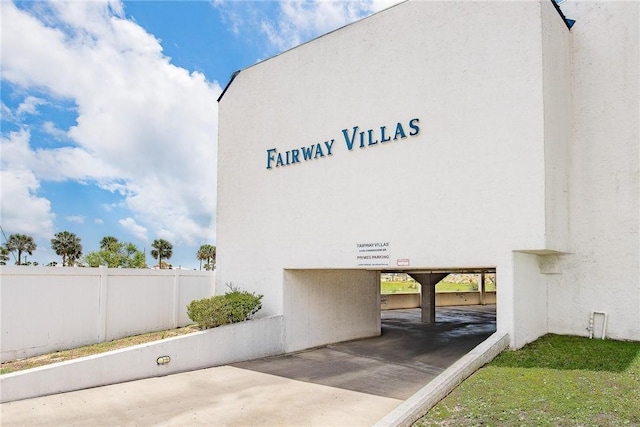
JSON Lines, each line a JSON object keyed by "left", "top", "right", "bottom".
{"left": 100, "top": 236, "right": 119, "bottom": 251}
{"left": 51, "top": 231, "right": 83, "bottom": 266}
{"left": 151, "top": 239, "right": 173, "bottom": 269}
{"left": 5, "top": 234, "right": 37, "bottom": 265}
{"left": 1, "top": 246, "right": 11, "bottom": 265}
{"left": 196, "top": 244, "right": 216, "bottom": 270}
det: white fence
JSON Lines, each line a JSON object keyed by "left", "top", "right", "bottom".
{"left": 0, "top": 266, "right": 215, "bottom": 362}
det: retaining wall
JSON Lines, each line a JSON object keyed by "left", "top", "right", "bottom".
{"left": 0, "top": 315, "right": 285, "bottom": 403}
{"left": 381, "top": 291, "right": 497, "bottom": 310}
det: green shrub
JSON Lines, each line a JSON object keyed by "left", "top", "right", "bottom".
{"left": 186, "top": 295, "right": 232, "bottom": 329}
{"left": 187, "top": 288, "right": 263, "bottom": 329}
{"left": 225, "top": 290, "right": 263, "bottom": 323}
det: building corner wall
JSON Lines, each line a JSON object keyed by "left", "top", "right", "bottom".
{"left": 547, "top": 0, "right": 640, "bottom": 341}
{"left": 283, "top": 269, "right": 380, "bottom": 352}
{"left": 541, "top": 0, "right": 571, "bottom": 252}
{"left": 512, "top": 252, "right": 549, "bottom": 348}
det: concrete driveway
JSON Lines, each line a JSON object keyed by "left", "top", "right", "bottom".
{"left": 0, "top": 305, "right": 496, "bottom": 426}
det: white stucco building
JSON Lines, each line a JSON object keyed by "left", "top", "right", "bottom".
{"left": 216, "top": 0, "right": 639, "bottom": 351}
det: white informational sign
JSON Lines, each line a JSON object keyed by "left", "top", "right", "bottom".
{"left": 356, "top": 241, "right": 390, "bottom": 266}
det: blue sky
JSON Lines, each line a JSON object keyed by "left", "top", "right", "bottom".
{"left": 1, "top": 0, "right": 399, "bottom": 269}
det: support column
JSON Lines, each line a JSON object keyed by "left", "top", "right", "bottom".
{"left": 411, "top": 273, "right": 449, "bottom": 323}
{"left": 479, "top": 272, "right": 485, "bottom": 305}
{"left": 421, "top": 278, "right": 435, "bottom": 323}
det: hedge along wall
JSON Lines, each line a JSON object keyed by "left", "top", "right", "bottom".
{"left": 0, "top": 266, "right": 215, "bottom": 362}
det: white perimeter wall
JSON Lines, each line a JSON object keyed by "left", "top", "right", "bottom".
{"left": 547, "top": 1, "right": 640, "bottom": 341}
{"left": 0, "top": 266, "right": 215, "bottom": 362}
{"left": 217, "top": 0, "right": 573, "bottom": 349}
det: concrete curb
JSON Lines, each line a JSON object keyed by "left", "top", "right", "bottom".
{"left": 373, "top": 330, "right": 510, "bottom": 427}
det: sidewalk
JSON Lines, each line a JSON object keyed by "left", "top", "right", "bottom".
{"left": 0, "top": 365, "right": 401, "bottom": 427}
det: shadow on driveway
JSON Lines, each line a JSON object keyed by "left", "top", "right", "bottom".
{"left": 232, "top": 305, "right": 496, "bottom": 400}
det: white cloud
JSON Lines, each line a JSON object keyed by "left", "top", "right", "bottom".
{"left": 213, "top": 0, "right": 401, "bottom": 56}
{"left": 0, "top": 169, "right": 55, "bottom": 239}
{"left": 1, "top": 101, "right": 16, "bottom": 123}
{"left": 66, "top": 215, "right": 85, "bottom": 224}
{"left": 213, "top": 1, "right": 263, "bottom": 39}
{"left": 0, "top": 130, "right": 55, "bottom": 238}
{"left": 1, "top": 1, "right": 220, "bottom": 245}
{"left": 42, "top": 121, "right": 69, "bottom": 140}
{"left": 16, "top": 96, "right": 46, "bottom": 116}
{"left": 119, "top": 217, "right": 148, "bottom": 242}
{"left": 0, "top": 129, "right": 118, "bottom": 183}
{"left": 260, "top": 0, "right": 402, "bottom": 52}
{"left": 102, "top": 202, "right": 120, "bottom": 212}
{"left": 94, "top": 218, "right": 104, "bottom": 225}
{"left": 0, "top": 129, "right": 32, "bottom": 170}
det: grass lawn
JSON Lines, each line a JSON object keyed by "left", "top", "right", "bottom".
{"left": 414, "top": 334, "right": 640, "bottom": 426}
{"left": 0, "top": 325, "right": 200, "bottom": 375}
{"left": 382, "top": 280, "right": 421, "bottom": 293}
{"left": 381, "top": 281, "right": 496, "bottom": 294}
{"left": 436, "top": 282, "right": 496, "bottom": 293}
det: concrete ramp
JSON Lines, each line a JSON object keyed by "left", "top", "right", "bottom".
{"left": 374, "top": 330, "right": 509, "bottom": 427}
{"left": 234, "top": 306, "right": 497, "bottom": 400}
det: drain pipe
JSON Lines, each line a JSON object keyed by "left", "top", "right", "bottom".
{"left": 588, "top": 311, "right": 608, "bottom": 339}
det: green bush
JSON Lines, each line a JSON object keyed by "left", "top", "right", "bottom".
{"left": 186, "top": 295, "right": 232, "bottom": 329}
{"left": 187, "top": 289, "right": 263, "bottom": 329}
{"left": 225, "top": 290, "right": 263, "bottom": 323}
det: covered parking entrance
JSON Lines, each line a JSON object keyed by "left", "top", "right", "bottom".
{"left": 398, "top": 268, "right": 497, "bottom": 324}
{"left": 282, "top": 267, "right": 497, "bottom": 354}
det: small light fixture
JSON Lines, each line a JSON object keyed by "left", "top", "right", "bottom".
{"left": 157, "top": 356, "right": 171, "bottom": 365}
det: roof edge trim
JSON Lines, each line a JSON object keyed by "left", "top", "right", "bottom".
{"left": 217, "top": 70, "right": 241, "bottom": 103}
{"left": 550, "top": 0, "right": 575, "bottom": 30}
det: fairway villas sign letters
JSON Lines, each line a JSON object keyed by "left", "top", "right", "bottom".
{"left": 265, "top": 118, "right": 420, "bottom": 169}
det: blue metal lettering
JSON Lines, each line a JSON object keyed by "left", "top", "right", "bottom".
{"left": 380, "top": 126, "right": 391, "bottom": 143}
{"left": 367, "top": 129, "right": 378, "bottom": 146}
{"left": 291, "top": 149, "right": 300, "bottom": 163}
{"left": 267, "top": 117, "right": 419, "bottom": 170}
{"left": 409, "top": 118, "right": 420, "bottom": 136}
{"left": 394, "top": 122, "right": 406, "bottom": 140}
{"left": 301, "top": 145, "right": 314, "bottom": 160}
{"left": 266, "top": 148, "right": 277, "bottom": 169}
{"left": 324, "top": 139, "right": 335, "bottom": 156}
{"left": 342, "top": 126, "right": 358, "bottom": 150}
